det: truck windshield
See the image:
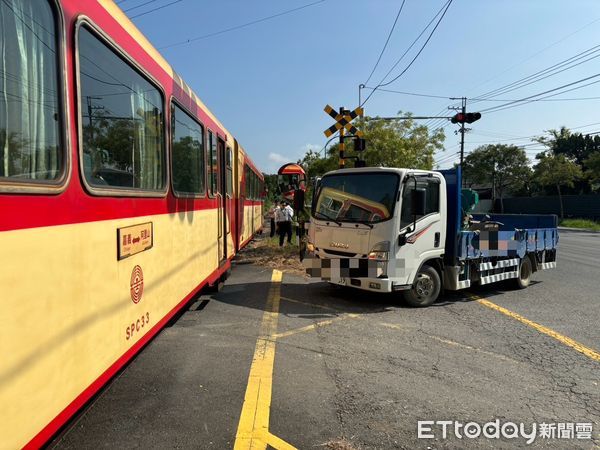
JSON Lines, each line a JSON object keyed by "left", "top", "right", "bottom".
{"left": 313, "top": 172, "right": 399, "bottom": 224}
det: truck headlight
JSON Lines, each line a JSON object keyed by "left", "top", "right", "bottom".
{"left": 368, "top": 251, "right": 388, "bottom": 260}
{"left": 368, "top": 241, "right": 390, "bottom": 261}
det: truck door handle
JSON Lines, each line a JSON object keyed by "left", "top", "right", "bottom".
{"left": 434, "top": 232, "right": 440, "bottom": 247}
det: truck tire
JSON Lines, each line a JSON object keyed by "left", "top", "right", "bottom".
{"left": 514, "top": 257, "right": 532, "bottom": 289}
{"left": 403, "top": 265, "right": 441, "bottom": 307}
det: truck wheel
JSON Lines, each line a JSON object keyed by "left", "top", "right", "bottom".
{"left": 514, "top": 257, "right": 532, "bottom": 289}
{"left": 403, "top": 265, "right": 441, "bottom": 307}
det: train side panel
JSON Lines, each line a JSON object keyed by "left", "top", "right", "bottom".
{"left": 0, "top": 0, "right": 263, "bottom": 447}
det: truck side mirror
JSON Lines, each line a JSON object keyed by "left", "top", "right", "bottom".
{"left": 411, "top": 188, "right": 426, "bottom": 217}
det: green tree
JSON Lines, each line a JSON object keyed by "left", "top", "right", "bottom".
{"left": 300, "top": 112, "right": 444, "bottom": 177}
{"left": 262, "top": 173, "right": 279, "bottom": 206}
{"left": 533, "top": 153, "right": 582, "bottom": 218}
{"left": 535, "top": 126, "right": 600, "bottom": 166}
{"left": 535, "top": 126, "right": 599, "bottom": 193}
{"left": 583, "top": 151, "right": 600, "bottom": 191}
{"left": 462, "top": 144, "right": 531, "bottom": 212}
{"left": 299, "top": 148, "right": 338, "bottom": 176}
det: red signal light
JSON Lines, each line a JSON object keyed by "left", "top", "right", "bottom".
{"left": 451, "top": 113, "right": 465, "bottom": 124}
{"left": 451, "top": 112, "right": 481, "bottom": 124}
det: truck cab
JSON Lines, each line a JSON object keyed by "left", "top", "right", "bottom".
{"left": 306, "top": 167, "right": 446, "bottom": 298}
{"left": 305, "top": 166, "right": 558, "bottom": 306}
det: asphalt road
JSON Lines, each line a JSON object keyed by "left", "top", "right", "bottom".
{"left": 51, "top": 231, "right": 600, "bottom": 449}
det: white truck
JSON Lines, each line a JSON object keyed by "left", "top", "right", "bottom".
{"left": 304, "top": 167, "right": 558, "bottom": 306}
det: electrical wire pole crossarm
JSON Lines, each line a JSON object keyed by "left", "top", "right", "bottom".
{"left": 366, "top": 115, "right": 452, "bottom": 121}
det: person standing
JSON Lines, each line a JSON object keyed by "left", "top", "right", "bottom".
{"left": 278, "top": 201, "right": 294, "bottom": 246}
{"left": 267, "top": 204, "right": 279, "bottom": 237}
{"left": 274, "top": 202, "right": 286, "bottom": 245}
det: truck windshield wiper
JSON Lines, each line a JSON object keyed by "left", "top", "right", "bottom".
{"left": 344, "top": 219, "right": 374, "bottom": 229}
{"left": 354, "top": 220, "right": 374, "bottom": 229}
{"left": 314, "top": 212, "right": 342, "bottom": 226}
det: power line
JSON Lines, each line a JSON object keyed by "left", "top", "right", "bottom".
{"left": 472, "top": 95, "right": 600, "bottom": 102}
{"left": 421, "top": 18, "right": 600, "bottom": 137}
{"left": 480, "top": 74, "right": 600, "bottom": 114}
{"left": 363, "top": 0, "right": 406, "bottom": 86}
{"left": 124, "top": 0, "right": 161, "bottom": 13}
{"left": 130, "top": 0, "right": 183, "bottom": 19}
{"left": 472, "top": 43, "right": 600, "bottom": 103}
{"left": 362, "top": 86, "right": 452, "bottom": 100}
{"left": 159, "top": 0, "right": 326, "bottom": 50}
{"left": 467, "top": 15, "right": 600, "bottom": 95}
{"left": 378, "top": 0, "right": 452, "bottom": 88}
{"left": 436, "top": 151, "right": 460, "bottom": 165}
{"left": 377, "top": 0, "right": 451, "bottom": 88}
{"left": 461, "top": 121, "right": 600, "bottom": 146}
{"left": 361, "top": 0, "right": 453, "bottom": 107}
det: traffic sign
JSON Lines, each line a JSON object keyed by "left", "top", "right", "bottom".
{"left": 323, "top": 105, "right": 364, "bottom": 137}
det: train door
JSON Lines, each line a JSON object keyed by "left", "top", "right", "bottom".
{"left": 217, "top": 137, "right": 227, "bottom": 265}
{"left": 233, "top": 142, "right": 241, "bottom": 252}
{"left": 225, "top": 145, "right": 233, "bottom": 256}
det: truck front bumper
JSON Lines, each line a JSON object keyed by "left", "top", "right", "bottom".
{"left": 303, "top": 254, "right": 411, "bottom": 293}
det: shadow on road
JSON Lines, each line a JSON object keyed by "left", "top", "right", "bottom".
{"left": 208, "top": 264, "right": 548, "bottom": 319}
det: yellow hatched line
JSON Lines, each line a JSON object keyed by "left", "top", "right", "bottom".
{"left": 234, "top": 270, "right": 297, "bottom": 450}
{"left": 476, "top": 297, "right": 600, "bottom": 362}
{"left": 273, "top": 314, "right": 360, "bottom": 339}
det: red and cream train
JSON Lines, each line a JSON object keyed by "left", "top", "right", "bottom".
{"left": 0, "top": 0, "right": 264, "bottom": 447}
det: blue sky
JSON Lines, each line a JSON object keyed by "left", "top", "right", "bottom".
{"left": 124, "top": 0, "right": 600, "bottom": 173}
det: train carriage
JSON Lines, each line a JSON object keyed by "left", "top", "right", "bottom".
{"left": 0, "top": 0, "right": 263, "bottom": 447}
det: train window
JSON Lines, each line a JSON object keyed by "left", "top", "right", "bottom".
{"left": 226, "top": 146, "right": 233, "bottom": 196}
{"left": 171, "top": 103, "right": 205, "bottom": 196}
{"left": 253, "top": 172, "right": 258, "bottom": 200}
{"left": 0, "top": 0, "right": 64, "bottom": 186}
{"left": 78, "top": 25, "right": 165, "bottom": 192}
{"left": 207, "top": 131, "right": 217, "bottom": 196}
{"left": 244, "top": 164, "right": 252, "bottom": 199}
{"left": 249, "top": 171, "right": 253, "bottom": 200}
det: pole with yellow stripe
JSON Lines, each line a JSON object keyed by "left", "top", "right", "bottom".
{"left": 339, "top": 107, "right": 345, "bottom": 169}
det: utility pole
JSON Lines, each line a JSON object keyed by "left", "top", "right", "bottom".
{"left": 449, "top": 97, "right": 467, "bottom": 166}
{"left": 87, "top": 95, "right": 95, "bottom": 143}
{"left": 86, "top": 95, "right": 103, "bottom": 143}
{"left": 339, "top": 107, "right": 346, "bottom": 169}
{"left": 358, "top": 84, "right": 365, "bottom": 107}
{"left": 459, "top": 97, "right": 467, "bottom": 167}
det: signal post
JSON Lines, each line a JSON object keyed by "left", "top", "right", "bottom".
{"left": 323, "top": 105, "right": 364, "bottom": 169}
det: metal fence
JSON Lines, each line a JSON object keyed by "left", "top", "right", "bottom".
{"left": 496, "top": 195, "right": 600, "bottom": 220}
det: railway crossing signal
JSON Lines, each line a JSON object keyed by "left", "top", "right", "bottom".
{"left": 323, "top": 105, "right": 364, "bottom": 169}
{"left": 323, "top": 105, "right": 364, "bottom": 138}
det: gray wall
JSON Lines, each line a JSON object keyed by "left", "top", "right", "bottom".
{"left": 497, "top": 195, "right": 600, "bottom": 220}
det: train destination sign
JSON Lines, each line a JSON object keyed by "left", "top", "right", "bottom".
{"left": 117, "top": 222, "right": 153, "bottom": 260}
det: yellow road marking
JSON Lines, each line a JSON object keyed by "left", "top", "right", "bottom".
{"left": 273, "top": 314, "right": 360, "bottom": 339}
{"left": 279, "top": 296, "right": 343, "bottom": 313}
{"left": 234, "top": 270, "right": 297, "bottom": 450}
{"left": 476, "top": 297, "right": 600, "bottom": 362}
{"left": 378, "top": 322, "right": 515, "bottom": 362}
{"left": 266, "top": 431, "right": 298, "bottom": 450}
{"left": 426, "top": 334, "right": 518, "bottom": 363}
{"left": 379, "top": 322, "right": 403, "bottom": 330}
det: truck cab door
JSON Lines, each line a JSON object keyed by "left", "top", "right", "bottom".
{"left": 396, "top": 175, "right": 446, "bottom": 283}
